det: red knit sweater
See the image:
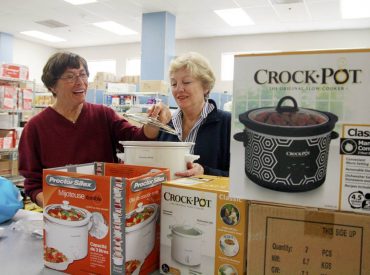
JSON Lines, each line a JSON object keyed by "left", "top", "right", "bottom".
{"left": 18, "top": 102, "right": 149, "bottom": 203}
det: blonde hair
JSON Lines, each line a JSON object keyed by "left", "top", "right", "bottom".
{"left": 169, "top": 52, "right": 215, "bottom": 98}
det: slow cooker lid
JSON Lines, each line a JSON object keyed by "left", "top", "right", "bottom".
{"left": 125, "top": 203, "right": 158, "bottom": 232}
{"left": 120, "top": 141, "right": 194, "bottom": 148}
{"left": 248, "top": 107, "right": 328, "bottom": 127}
{"left": 172, "top": 225, "right": 202, "bottom": 237}
{"left": 44, "top": 201, "right": 90, "bottom": 226}
{"left": 239, "top": 96, "right": 338, "bottom": 137}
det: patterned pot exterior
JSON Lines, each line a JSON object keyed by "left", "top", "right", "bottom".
{"left": 244, "top": 129, "right": 332, "bottom": 192}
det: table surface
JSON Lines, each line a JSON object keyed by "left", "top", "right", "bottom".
{"left": 0, "top": 209, "right": 160, "bottom": 275}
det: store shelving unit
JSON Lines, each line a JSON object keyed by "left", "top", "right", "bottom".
{"left": 0, "top": 76, "right": 36, "bottom": 187}
{"left": 102, "top": 90, "right": 169, "bottom": 114}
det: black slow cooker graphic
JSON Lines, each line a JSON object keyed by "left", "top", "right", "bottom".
{"left": 234, "top": 96, "right": 338, "bottom": 192}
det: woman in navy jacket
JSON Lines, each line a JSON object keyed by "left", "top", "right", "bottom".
{"left": 158, "top": 52, "right": 231, "bottom": 177}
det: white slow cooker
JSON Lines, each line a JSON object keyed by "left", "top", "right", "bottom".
{"left": 119, "top": 141, "right": 199, "bottom": 179}
{"left": 168, "top": 225, "right": 203, "bottom": 266}
{"left": 125, "top": 203, "right": 159, "bottom": 263}
{"left": 44, "top": 201, "right": 92, "bottom": 261}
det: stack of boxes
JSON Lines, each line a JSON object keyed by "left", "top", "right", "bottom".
{"left": 229, "top": 49, "right": 370, "bottom": 274}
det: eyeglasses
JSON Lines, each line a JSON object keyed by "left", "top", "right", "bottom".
{"left": 59, "top": 72, "right": 88, "bottom": 83}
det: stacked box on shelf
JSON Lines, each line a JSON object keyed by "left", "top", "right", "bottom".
{"left": 139, "top": 80, "right": 168, "bottom": 95}
{"left": 0, "top": 150, "right": 18, "bottom": 177}
{"left": 106, "top": 82, "right": 137, "bottom": 94}
{"left": 0, "top": 86, "right": 18, "bottom": 109}
{"left": 0, "top": 63, "right": 29, "bottom": 80}
{"left": 33, "top": 93, "right": 55, "bottom": 107}
{"left": 19, "top": 89, "right": 33, "bottom": 110}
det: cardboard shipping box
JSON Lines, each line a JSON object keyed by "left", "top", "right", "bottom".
{"left": 248, "top": 203, "right": 370, "bottom": 275}
{"left": 139, "top": 80, "right": 168, "bottom": 95}
{"left": 0, "top": 63, "right": 29, "bottom": 80}
{"left": 160, "top": 176, "right": 248, "bottom": 275}
{"left": 43, "top": 162, "right": 169, "bottom": 275}
{"left": 0, "top": 129, "right": 17, "bottom": 149}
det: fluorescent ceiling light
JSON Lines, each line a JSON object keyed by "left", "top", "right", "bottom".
{"left": 214, "top": 8, "right": 254, "bottom": 26}
{"left": 92, "top": 21, "right": 137, "bottom": 36}
{"left": 341, "top": 0, "right": 370, "bottom": 19}
{"left": 20, "top": 31, "right": 66, "bottom": 42}
{"left": 63, "top": 0, "right": 97, "bottom": 5}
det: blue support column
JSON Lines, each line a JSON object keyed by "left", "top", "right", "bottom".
{"left": 140, "top": 12, "right": 176, "bottom": 81}
{"left": 0, "top": 32, "right": 13, "bottom": 63}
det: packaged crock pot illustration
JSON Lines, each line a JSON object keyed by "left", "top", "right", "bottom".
{"left": 125, "top": 202, "right": 159, "bottom": 273}
{"left": 119, "top": 141, "right": 199, "bottom": 179}
{"left": 218, "top": 263, "right": 238, "bottom": 275}
{"left": 234, "top": 96, "right": 339, "bottom": 192}
{"left": 44, "top": 201, "right": 93, "bottom": 262}
{"left": 219, "top": 234, "right": 239, "bottom": 257}
{"left": 167, "top": 224, "right": 203, "bottom": 266}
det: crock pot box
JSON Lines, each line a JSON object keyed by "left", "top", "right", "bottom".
{"left": 43, "top": 162, "right": 170, "bottom": 275}
{"left": 230, "top": 48, "right": 370, "bottom": 214}
{"left": 159, "top": 176, "right": 248, "bottom": 275}
{"left": 247, "top": 202, "right": 370, "bottom": 275}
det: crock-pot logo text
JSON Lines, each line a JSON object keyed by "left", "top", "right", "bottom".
{"left": 163, "top": 192, "right": 211, "bottom": 208}
{"left": 286, "top": 150, "right": 310, "bottom": 157}
{"left": 46, "top": 175, "right": 96, "bottom": 191}
{"left": 131, "top": 174, "right": 166, "bottom": 192}
{"left": 254, "top": 68, "right": 362, "bottom": 85}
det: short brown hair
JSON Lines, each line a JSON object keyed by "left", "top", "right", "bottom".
{"left": 41, "top": 51, "right": 89, "bottom": 95}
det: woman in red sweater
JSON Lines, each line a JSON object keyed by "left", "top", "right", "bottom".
{"left": 18, "top": 51, "right": 171, "bottom": 207}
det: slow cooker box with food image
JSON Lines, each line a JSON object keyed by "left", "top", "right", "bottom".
{"left": 230, "top": 49, "right": 370, "bottom": 213}
{"left": 43, "top": 162, "right": 169, "bottom": 275}
{"left": 160, "top": 175, "right": 248, "bottom": 275}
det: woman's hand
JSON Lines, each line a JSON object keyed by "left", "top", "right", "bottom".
{"left": 36, "top": 192, "right": 44, "bottom": 207}
{"left": 147, "top": 102, "right": 172, "bottom": 124}
{"left": 175, "top": 162, "right": 204, "bottom": 177}
{"left": 143, "top": 102, "right": 172, "bottom": 138}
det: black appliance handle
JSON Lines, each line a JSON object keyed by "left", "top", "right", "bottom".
{"left": 276, "top": 96, "right": 299, "bottom": 113}
{"left": 234, "top": 132, "right": 248, "bottom": 146}
{"left": 330, "top": 131, "right": 339, "bottom": 140}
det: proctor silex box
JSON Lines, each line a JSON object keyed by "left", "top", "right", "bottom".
{"left": 230, "top": 48, "right": 370, "bottom": 214}
{"left": 247, "top": 202, "right": 370, "bottom": 275}
{"left": 43, "top": 162, "right": 169, "bottom": 275}
{"left": 160, "top": 176, "right": 248, "bottom": 275}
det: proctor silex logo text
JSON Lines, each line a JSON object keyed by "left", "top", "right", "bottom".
{"left": 46, "top": 175, "right": 96, "bottom": 191}
{"left": 163, "top": 192, "right": 211, "bottom": 208}
{"left": 254, "top": 68, "right": 362, "bottom": 85}
{"left": 131, "top": 174, "right": 166, "bottom": 192}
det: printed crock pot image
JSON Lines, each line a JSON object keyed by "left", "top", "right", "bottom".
{"left": 125, "top": 203, "right": 159, "bottom": 270}
{"left": 234, "top": 96, "right": 339, "bottom": 192}
{"left": 167, "top": 224, "right": 203, "bottom": 266}
{"left": 44, "top": 201, "right": 92, "bottom": 261}
{"left": 218, "top": 263, "right": 238, "bottom": 275}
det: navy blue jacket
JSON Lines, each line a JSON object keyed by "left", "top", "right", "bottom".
{"left": 158, "top": 99, "right": 231, "bottom": 176}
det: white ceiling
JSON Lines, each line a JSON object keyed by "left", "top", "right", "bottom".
{"left": 1, "top": 0, "right": 370, "bottom": 49}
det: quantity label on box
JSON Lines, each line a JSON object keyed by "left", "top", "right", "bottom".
{"left": 247, "top": 203, "right": 370, "bottom": 275}
{"left": 263, "top": 218, "right": 363, "bottom": 275}
{"left": 340, "top": 124, "right": 370, "bottom": 212}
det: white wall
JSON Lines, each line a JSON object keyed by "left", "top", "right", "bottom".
{"left": 13, "top": 29, "right": 370, "bottom": 93}
{"left": 13, "top": 38, "right": 56, "bottom": 84}
{"left": 67, "top": 29, "right": 370, "bottom": 93}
